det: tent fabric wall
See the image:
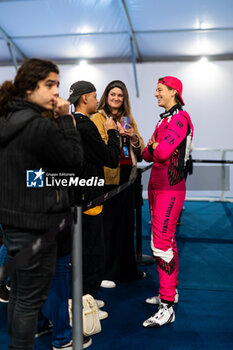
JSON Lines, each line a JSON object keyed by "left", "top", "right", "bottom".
{"left": 56, "top": 60, "right": 232, "bottom": 149}
{"left": 1, "top": 59, "right": 233, "bottom": 149}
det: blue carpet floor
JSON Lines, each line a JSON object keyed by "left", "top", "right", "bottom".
{"left": 1, "top": 200, "right": 233, "bottom": 350}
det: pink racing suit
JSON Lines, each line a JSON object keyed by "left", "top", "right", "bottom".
{"left": 142, "top": 105, "right": 194, "bottom": 303}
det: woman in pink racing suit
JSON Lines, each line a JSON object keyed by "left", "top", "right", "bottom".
{"left": 142, "top": 76, "right": 194, "bottom": 328}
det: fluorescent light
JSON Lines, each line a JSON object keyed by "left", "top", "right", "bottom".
{"left": 200, "top": 22, "right": 209, "bottom": 30}
{"left": 199, "top": 57, "right": 208, "bottom": 64}
{"left": 79, "top": 60, "right": 88, "bottom": 66}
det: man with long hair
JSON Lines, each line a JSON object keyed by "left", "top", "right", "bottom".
{"left": 0, "top": 58, "right": 83, "bottom": 350}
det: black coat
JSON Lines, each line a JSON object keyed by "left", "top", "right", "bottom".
{"left": 74, "top": 113, "right": 120, "bottom": 205}
{"left": 0, "top": 98, "right": 83, "bottom": 230}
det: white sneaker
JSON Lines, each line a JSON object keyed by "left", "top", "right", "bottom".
{"left": 145, "top": 290, "right": 179, "bottom": 305}
{"left": 100, "top": 280, "right": 116, "bottom": 288}
{"left": 96, "top": 299, "right": 105, "bottom": 308}
{"left": 143, "top": 303, "right": 175, "bottom": 328}
{"left": 53, "top": 340, "right": 73, "bottom": 349}
{"left": 53, "top": 337, "right": 92, "bottom": 349}
{"left": 83, "top": 336, "right": 92, "bottom": 349}
{"left": 98, "top": 309, "right": 108, "bottom": 320}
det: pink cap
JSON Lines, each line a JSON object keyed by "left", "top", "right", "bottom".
{"left": 158, "top": 76, "right": 185, "bottom": 105}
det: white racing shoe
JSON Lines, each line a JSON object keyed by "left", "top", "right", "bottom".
{"left": 145, "top": 290, "right": 179, "bottom": 305}
{"left": 143, "top": 303, "right": 175, "bottom": 328}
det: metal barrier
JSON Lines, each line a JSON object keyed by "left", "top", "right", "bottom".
{"left": 188, "top": 148, "right": 233, "bottom": 202}
{"left": 72, "top": 152, "right": 233, "bottom": 347}
{"left": 0, "top": 172, "right": 142, "bottom": 350}
{"left": 141, "top": 148, "right": 233, "bottom": 203}
{"left": 72, "top": 206, "right": 83, "bottom": 350}
{"left": 2, "top": 152, "right": 233, "bottom": 349}
{"left": 135, "top": 166, "right": 154, "bottom": 265}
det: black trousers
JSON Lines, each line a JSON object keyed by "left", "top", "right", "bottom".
{"left": 3, "top": 226, "right": 57, "bottom": 350}
{"left": 82, "top": 212, "right": 105, "bottom": 298}
{"left": 102, "top": 165, "right": 140, "bottom": 282}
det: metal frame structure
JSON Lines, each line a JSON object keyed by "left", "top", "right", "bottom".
{"left": 0, "top": 25, "right": 27, "bottom": 70}
{"left": 1, "top": 2, "right": 233, "bottom": 93}
{"left": 120, "top": 0, "right": 141, "bottom": 97}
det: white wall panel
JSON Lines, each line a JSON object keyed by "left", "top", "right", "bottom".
{"left": 1, "top": 60, "right": 232, "bottom": 148}
{"left": 58, "top": 60, "right": 233, "bottom": 149}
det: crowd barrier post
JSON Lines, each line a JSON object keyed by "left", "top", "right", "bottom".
{"left": 135, "top": 168, "right": 154, "bottom": 265}
{"left": 221, "top": 150, "right": 226, "bottom": 201}
{"left": 72, "top": 206, "right": 83, "bottom": 350}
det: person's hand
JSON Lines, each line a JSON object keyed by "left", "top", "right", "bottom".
{"left": 53, "top": 97, "right": 70, "bottom": 118}
{"left": 147, "top": 135, "right": 156, "bottom": 146}
{"left": 147, "top": 135, "right": 158, "bottom": 149}
{"left": 152, "top": 142, "right": 159, "bottom": 150}
{"left": 124, "top": 125, "right": 135, "bottom": 139}
{"left": 116, "top": 121, "right": 124, "bottom": 135}
{"left": 105, "top": 116, "right": 117, "bottom": 131}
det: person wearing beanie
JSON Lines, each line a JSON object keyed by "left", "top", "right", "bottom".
{"left": 69, "top": 81, "right": 120, "bottom": 316}
{"left": 142, "top": 76, "right": 194, "bottom": 328}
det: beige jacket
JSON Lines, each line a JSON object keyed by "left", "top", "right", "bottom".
{"left": 91, "top": 110, "right": 145, "bottom": 185}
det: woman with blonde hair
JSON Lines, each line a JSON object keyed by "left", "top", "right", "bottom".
{"left": 92, "top": 80, "right": 145, "bottom": 287}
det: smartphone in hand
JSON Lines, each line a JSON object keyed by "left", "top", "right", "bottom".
{"left": 122, "top": 116, "right": 130, "bottom": 130}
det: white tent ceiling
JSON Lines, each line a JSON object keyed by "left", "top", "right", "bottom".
{"left": 1, "top": 0, "right": 233, "bottom": 68}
